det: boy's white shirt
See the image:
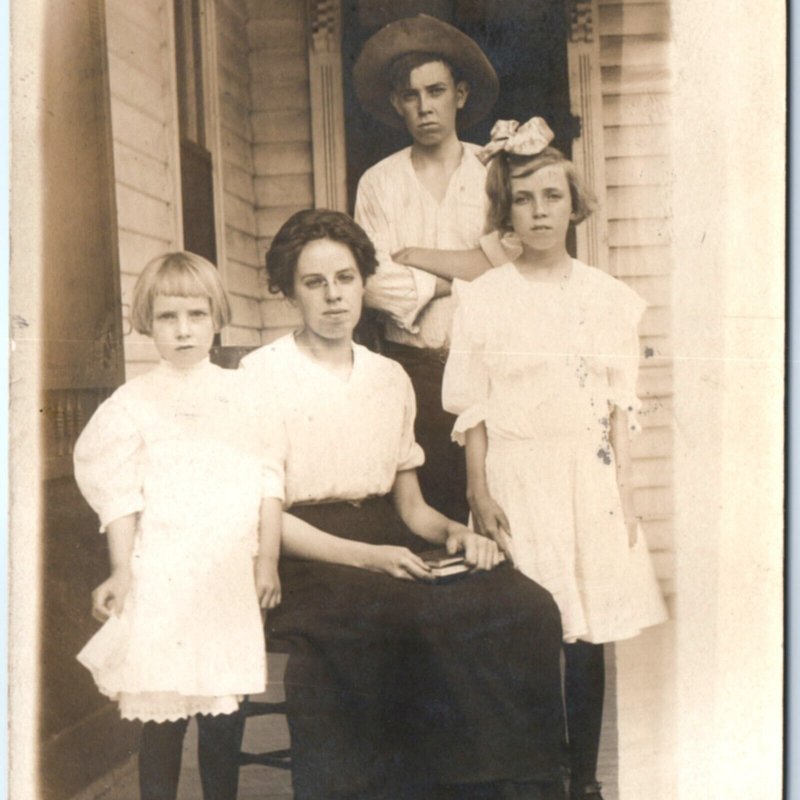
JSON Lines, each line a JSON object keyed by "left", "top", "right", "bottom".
{"left": 355, "top": 143, "right": 516, "bottom": 349}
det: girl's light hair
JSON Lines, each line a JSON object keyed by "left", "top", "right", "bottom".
{"left": 485, "top": 147, "right": 597, "bottom": 234}
{"left": 131, "top": 252, "right": 231, "bottom": 335}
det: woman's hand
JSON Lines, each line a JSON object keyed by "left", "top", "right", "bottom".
{"left": 364, "top": 545, "right": 433, "bottom": 582}
{"left": 467, "top": 489, "right": 514, "bottom": 564}
{"left": 91, "top": 568, "right": 132, "bottom": 622}
{"left": 445, "top": 524, "right": 504, "bottom": 572}
{"left": 254, "top": 555, "right": 282, "bottom": 610}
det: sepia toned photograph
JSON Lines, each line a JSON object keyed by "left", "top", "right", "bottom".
{"left": 10, "top": 1, "right": 784, "bottom": 799}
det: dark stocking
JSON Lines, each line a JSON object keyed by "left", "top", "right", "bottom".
{"left": 196, "top": 711, "right": 245, "bottom": 800}
{"left": 139, "top": 718, "right": 189, "bottom": 800}
{"left": 563, "top": 642, "right": 605, "bottom": 797}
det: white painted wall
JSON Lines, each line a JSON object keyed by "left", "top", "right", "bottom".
{"left": 104, "top": 0, "right": 183, "bottom": 376}
{"left": 670, "top": 1, "right": 784, "bottom": 797}
{"left": 247, "top": 0, "right": 311, "bottom": 342}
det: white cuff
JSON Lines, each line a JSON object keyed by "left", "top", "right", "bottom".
{"left": 450, "top": 405, "right": 488, "bottom": 447}
{"left": 479, "top": 230, "right": 522, "bottom": 267}
{"left": 98, "top": 494, "right": 144, "bottom": 533}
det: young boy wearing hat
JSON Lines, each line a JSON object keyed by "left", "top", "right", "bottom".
{"left": 353, "top": 15, "right": 511, "bottom": 525}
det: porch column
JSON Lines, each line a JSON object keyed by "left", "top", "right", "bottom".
{"left": 565, "top": 0, "right": 609, "bottom": 272}
{"left": 307, "top": 0, "right": 348, "bottom": 212}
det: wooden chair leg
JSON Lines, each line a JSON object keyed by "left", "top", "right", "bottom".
{"left": 238, "top": 696, "right": 292, "bottom": 771}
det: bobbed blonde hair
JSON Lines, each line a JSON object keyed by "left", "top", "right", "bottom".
{"left": 131, "top": 251, "right": 231, "bottom": 335}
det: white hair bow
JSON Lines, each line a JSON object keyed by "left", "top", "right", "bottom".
{"left": 477, "top": 117, "right": 555, "bottom": 165}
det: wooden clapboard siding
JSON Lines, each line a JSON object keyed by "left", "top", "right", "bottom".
{"left": 253, "top": 142, "right": 313, "bottom": 175}
{"left": 105, "top": 0, "right": 181, "bottom": 374}
{"left": 254, "top": 174, "right": 314, "bottom": 207}
{"left": 219, "top": 62, "right": 253, "bottom": 108}
{"left": 599, "top": 0, "right": 674, "bottom": 588}
{"left": 604, "top": 123, "right": 670, "bottom": 156}
{"left": 226, "top": 224, "right": 260, "bottom": 264}
{"left": 605, "top": 8, "right": 676, "bottom": 758}
{"left": 115, "top": 184, "right": 174, "bottom": 241}
{"left": 107, "top": 98, "right": 170, "bottom": 160}
{"left": 254, "top": 109, "right": 313, "bottom": 143}
{"left": 609, "top": 245, "right": 670, "bottom": 276}
{"left": 223, "top": 191, "right": 257, "bottom": 232}
{"left": 215, "top": 0, "right": 265, "bottom": 346}
{"left": 224, "top": 162, "right": 257, "bottom": 204}
{"left": 250, "top": 52, "right": 309, "bottom": 86}
{"left": 114, "top": 144, "right": 171, "bottom": 199}
{"left": 247, "top": 0, "right": 311, "bottom": 342}
{"left": 220, "top": 127, "right": 254, "bottom": 172}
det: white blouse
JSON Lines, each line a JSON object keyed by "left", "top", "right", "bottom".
{"left": 443, "top": 260, "right": 647, "bottom": 444}
{"left": 241, "top": 334, "right": 425, "bottom": 506}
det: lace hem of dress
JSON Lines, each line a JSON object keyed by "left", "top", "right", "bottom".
{"left": 117, "top": 691, "right": 243, "bottom": 722}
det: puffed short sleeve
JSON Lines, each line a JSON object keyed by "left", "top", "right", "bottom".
{"left": 234, "top": 367, "right": 287, "bottom": 503}
{"left": 607, "top": 284, "right": 647, "bottom": 433}
{"left": 442, "top": 280, "right": 490, "bottom": 445}
{"left": 257, "top": 405, "right": 288, "bottom": 502}
{"left": 73, "top": 396, "right": 145, "bottom": 532}
{"left": 396, "top": 371, "right": 426, "bottom": 473}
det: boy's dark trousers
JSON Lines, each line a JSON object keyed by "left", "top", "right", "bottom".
{"left": 384, "top": 342, "right": 469, "bottom": 524}
{"left": 138, "top": 711, "right": 245, "bottom": 800}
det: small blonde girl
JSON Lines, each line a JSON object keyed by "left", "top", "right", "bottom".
{"left": 74, "top": 252, "right": 284, "bottom": 800}
{"left": 443, "top": 118, "right": 668, "bottom": 800}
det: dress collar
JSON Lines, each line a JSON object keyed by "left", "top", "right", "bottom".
{"left": 156, "top": 356, "right": 212, "bottom": 377}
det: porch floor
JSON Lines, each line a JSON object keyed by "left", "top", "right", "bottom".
{"left": 73, "top": 650, "right": 619, "bottom": 800}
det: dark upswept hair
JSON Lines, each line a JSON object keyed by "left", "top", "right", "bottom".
{"left": 388, "top": 51, "right": 463, "bottom": 92}
{"left": 266, "top": 209, "right": 378, "bottom": 298}
{"left": 485, "top": 147, "right": 596, "bottom": 234}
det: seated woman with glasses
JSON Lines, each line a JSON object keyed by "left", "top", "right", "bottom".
{"left": 241, "top": 209, "right": 566, "bottom": 800}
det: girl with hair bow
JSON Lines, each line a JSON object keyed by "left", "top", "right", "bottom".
{"left": 443, "top": 117, "right": 668, "bottom": 800}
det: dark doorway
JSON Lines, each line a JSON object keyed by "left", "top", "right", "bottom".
{"left": 174, "top": 0, "right": 220, "bottom": 346}
{"left": 341, "top": 0, "right": 574, "bottom": 214}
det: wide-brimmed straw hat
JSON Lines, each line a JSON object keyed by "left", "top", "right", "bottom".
{"left": 353, "top": 15, "right": 499, "bottom": 131}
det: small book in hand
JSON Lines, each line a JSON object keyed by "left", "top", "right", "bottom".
{"left": 419, "top": 548, "right": 473, "bottom": 581}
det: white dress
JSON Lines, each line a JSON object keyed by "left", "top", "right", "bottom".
{"left": 73, "top": 359, "right": 285, "bottom": 721}
{"left": 443, "top": 261, "right": 668, "bottom": 644}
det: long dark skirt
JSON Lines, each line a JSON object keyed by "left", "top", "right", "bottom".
{"left": 268, "top": 497, "right": 564, "bottom": 799}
